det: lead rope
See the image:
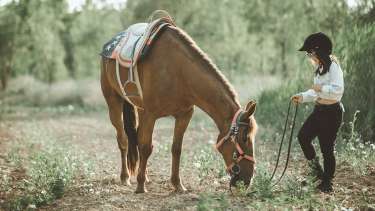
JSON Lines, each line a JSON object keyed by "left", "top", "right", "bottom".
{"left": 268, "top": 100, "right": 293, "bottom": 182}
{"left": 247, "top": 100, "right": 299, "bottom": 196}
{"left": 270, "top": 102, "right": 299, "bottom": 188}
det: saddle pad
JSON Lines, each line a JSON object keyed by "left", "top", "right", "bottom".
{"left": 116, "top": 23, "right": 148, "bottom": 67}
{"left": 101, "top": 31, "right": 127, "bottom": 58}
{"left": 101, "top": 19, "right": 172, "bottom": 68}
{"left": 100, "top": 23, "right": 147, "bottom": 61}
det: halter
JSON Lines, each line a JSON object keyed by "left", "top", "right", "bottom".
{"left": 215, "top": 109, "right": 255, "bottom": 175}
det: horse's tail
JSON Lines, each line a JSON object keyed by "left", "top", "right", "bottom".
{"left": 123, "top": 100, "right": 139, "bottom": 175}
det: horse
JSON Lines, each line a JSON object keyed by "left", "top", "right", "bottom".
{"left": 100, "top": 25, "right": 258, "bottom": 193}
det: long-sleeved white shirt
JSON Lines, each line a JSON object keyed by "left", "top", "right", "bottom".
{"left": 299, "top": 62, "right": 344, "bottom": 103}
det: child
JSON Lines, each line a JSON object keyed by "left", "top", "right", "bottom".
{"left": 291, "top": 32, "right": 344, "bottom": 193}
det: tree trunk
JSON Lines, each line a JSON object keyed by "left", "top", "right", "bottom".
{"left": 1, "top": 63, "right": 10, "bottom": 91}
{"left": 280, "top": 40, "right": 288, "bottom": 77}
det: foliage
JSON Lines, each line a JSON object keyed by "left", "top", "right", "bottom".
{"left": 193, "top": 145, "right": 226, "bottom": 183}
{"left": 197, "top": 193, "right": 229, "bottom": 211}
{"left": 3, "top": 149, "right": 82, "bottom": 211}
{"left": 0, "top": 75, "right": 105, "bottom": 107}
{"left": 336, "top": 22, "right": 375, "bottom": 141}
{"left": 0, "top": 118, "right": 92, "bottom": 211}
{"left": 256, "top": 74, "right": 313, "bottom": 135}
{"left": 249, "top": 163, "right": 274, "bottom": 199}
{"left": 337, "top": 110, "right": 375, "bottom": 174}
{"left": 1, "top": 0, "right": 373, "bottom": 141}
{"left": 0, "top": 0, "right": 357, "bottom": 83}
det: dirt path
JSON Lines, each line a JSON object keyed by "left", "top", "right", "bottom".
{"left": 0, "top": 108, "right": 374, "bottom": 210}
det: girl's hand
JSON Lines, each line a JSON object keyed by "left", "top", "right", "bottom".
{"left": 312, "top": 84, "right": 322, "bottom": 92}
{"left": 291, "top": 94, "right": 303, "bottom": 104}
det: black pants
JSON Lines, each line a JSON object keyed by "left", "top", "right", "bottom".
{"left": 298, "top": 102, "right": 343, "bottom": 180}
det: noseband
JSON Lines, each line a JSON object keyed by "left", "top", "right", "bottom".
{"left": 216, "top": 109, "right": 255, "bottom": 176}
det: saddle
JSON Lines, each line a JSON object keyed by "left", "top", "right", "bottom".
{"left": 101, "top": 17, "right": 175, "bottom": 107}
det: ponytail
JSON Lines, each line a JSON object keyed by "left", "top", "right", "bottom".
{"left": 315, "top": 50, "right": 333, "bottom": 76}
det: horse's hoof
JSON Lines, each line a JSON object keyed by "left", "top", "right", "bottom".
{"left": 173, "top": 184, "right": 187, "bottom": 193}
{"left": 135, "top": 186, "right": 147, "bottom": 194}
{"left": 120, "top": 175, "right": 131, "bottom": 186}
{"left": 121, "top": 179, "right": 131, "bottom": 186}
{"left": 145, "top": 176, "right": 151, "bottom": 183}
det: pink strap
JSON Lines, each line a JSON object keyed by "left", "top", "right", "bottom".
{"left": 231, "top": 109, "right": 243, "bottom": 124}
{"left": 216, "top": 109, "right": 243, "bottom": 149}
{"left": 226, "top": 155, "right": 256, "bottom": 173}
{"left": 235, "top": 143, "right": 243, "bottom": 154}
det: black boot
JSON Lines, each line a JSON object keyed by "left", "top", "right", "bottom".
{"left": 317, "top": 179, "right": 333, "bottom": 193}
{"left": 307, "top": 157, "right": 324, "bottom": 181}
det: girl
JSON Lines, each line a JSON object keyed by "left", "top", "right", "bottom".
{"left": 291, "top": 32, "right": 344, "bottom": 193}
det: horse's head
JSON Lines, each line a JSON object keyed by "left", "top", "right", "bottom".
{"left": 216, "top": 101, "right": 257, "bottom": 188}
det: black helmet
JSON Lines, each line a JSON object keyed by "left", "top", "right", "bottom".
{"left": 298, "top": 32, "right": 332, "bottom": 55}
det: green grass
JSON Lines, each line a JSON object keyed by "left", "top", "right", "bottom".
{"left": 336, "top": 111, "right": 375, "bottom": 175}
{"left": 197, "top": 193, "right": 229, "bottom": 211}
{"left": 0, "top": 118, "right": 92, "bottom": 211}
{"left": 193, "top": 144, "right": 226, "bottom": 183}
{"left": 3, "top": 148, "right": 85, "bottom": 211}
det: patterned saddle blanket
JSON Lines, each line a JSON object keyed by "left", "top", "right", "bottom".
{"left": 101, "top": 18, "right": 174, "bottom": 68}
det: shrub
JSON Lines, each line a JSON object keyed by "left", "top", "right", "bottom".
{"left": 336, "top": 23, "right": 375, "bottom": 142}
{"left": 249, "top": 163, "right": 273, "bottom": 199}
{"left": 256, "top": 76, "right": 313, "bottom": 138}
{"left": 337, "top": 110, "right": 375, "bottom": 174}
{"left": 1, "top": 76, "right": 105, "bottom": 108}
{"left": 4, "top": 149, "right": 82, "bottom": 210}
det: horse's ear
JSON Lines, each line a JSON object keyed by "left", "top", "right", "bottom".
{"left": 241, "top": 101, "right": 256, "bottom": 121}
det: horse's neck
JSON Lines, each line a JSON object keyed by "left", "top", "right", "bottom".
{"left": 166, "top": 28, "right": 241, "bottom": 137}
{"left": 188, "top": 64, "right": 240, "bottom": 137}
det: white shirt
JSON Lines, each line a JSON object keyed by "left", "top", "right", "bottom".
{"left": 299, "top": 62, "right": 344, "bottom": 103}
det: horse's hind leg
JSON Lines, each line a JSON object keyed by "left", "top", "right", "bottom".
{"left": 135, "top": 112, "right": 156, "bottom": 193}
{"left": 102, "top": 89, "right": 131, "bottom": 185}
{"left": 171, "top": 107, "right": 194, "bottom": 192}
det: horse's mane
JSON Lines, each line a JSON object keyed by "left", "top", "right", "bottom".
{"left": 167, "top": 26, "right": 240, "bottom": 106}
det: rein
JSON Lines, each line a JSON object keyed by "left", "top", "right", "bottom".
{"left": 268, "top": 100, "right": 299, "bottom": 187}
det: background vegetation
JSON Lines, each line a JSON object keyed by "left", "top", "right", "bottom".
{"left": 1, "top": 0, "right": 374, "bottom": 141}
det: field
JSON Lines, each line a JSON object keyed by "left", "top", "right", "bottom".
{"left": 0, "top": 104, "right": 374, "bottom": 210}
{"left": 1, "top": 0, "right": 375, "bottom": 210}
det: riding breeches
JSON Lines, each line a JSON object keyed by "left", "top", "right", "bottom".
{"left": 297, "top": 102, "right": 343, "bottom": 180}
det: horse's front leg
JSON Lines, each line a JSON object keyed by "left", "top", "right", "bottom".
{"left": 171, "top": 108, "right": 194, "bottom": 192}
{"left": 135, "top": 113, "right": 156, "bottom": 193}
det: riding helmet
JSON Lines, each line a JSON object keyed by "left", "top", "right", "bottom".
{"left": 298, "top": 32, "right": 332, "bottom": 55}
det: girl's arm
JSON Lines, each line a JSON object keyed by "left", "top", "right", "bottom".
{"left": 299, "top": 89, "right": 318, "bottom": 103}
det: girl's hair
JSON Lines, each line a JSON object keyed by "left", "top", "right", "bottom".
{"left": 314, "top": 51, "right": 339, "bottom": 76}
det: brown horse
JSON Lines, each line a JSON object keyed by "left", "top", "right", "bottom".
{"left": 100, "top": 25, "right": 258, "bottom": 193}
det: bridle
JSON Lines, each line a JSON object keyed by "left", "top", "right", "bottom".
{"left": 215, "top": 109, "right": 255, "bottom": 178}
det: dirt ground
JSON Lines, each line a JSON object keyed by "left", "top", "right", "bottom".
{"left": 0, "top": 108, "right": 374, "bottom": 210}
